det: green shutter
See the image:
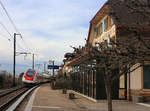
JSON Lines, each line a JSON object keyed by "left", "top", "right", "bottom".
{"left": 104, "top": 18, "right": 108, "bottom": 31}
{"left": 111, "top": 18, "right": 114, "bottom": 26}
{"left": 94, "top": 27, "right": 97, "bottom": 38}
{"left": 100, "top": 23, "right": 103, "bottom": 35}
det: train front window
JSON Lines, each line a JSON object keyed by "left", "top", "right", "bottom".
{"left": 26, "top": 69, "right": 35, "bottom": 77}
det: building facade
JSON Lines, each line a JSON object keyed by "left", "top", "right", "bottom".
{"left": 65, "top": 0, "right": 150, "bottom": 101}
{"left": 87, "top": 0, "right": 150, "bottom": 100}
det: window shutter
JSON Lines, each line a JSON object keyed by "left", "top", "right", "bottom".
{"left": 104, "top": 18, "right": 108, "bottom": 31}
{"left": 94, "top": 27, "right": 97, "bottom": 38}
{"left": 111, "top": 18, "right": 114, "bottom": 26}
{"left": 100, "top": 23, "right": 103, "bottom": 35}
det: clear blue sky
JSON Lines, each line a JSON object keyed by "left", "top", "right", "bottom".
{"left": 0, "top": 0, "right": 106, "bottom": 74}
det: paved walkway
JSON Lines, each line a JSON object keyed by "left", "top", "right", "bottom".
{"left": 25, "top": 84, "right": 150, "bottom": 111}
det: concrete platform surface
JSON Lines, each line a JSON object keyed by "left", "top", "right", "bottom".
{"left": 25, "top": 84, "right": 150, "bottom": 111}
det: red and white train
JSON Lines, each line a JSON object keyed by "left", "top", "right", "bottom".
{"left": 22, "top": 69, "right": 50, "bottom": 85}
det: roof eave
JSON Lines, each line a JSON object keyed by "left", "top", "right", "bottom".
{"left": 90, "top": 2, "right": 108, "bottom": 23}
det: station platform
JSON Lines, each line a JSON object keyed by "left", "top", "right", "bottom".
{"left": 24, "top": 84, "right": 150, "bottom": 111}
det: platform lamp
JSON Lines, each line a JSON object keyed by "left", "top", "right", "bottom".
{"left": 48, "top": 60, "right": 54, "bottom": 76}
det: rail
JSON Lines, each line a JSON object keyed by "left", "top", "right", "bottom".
{"left": 0, "top": 85, "right": 38, "bottom": 111}
{"left": 0, "top": 86, "right": 24, "bottom": 98}
{"left": 6, "top": 86, "right": 38, "bottom": 111}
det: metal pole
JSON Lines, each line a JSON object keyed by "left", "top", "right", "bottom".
{"left": 129, "top": 67, "right": 131, "bottom": 101}
{"left": 148, "top": 0, "right": 150, "bottom": 8}
{"left": 13, "top": 33, "right": 16, "bottom": 87}
{"left": 32, "top": 54, "right": 34, "bottom": 69}
{"left": 53, "top": 61, "right": 54, "bottom": 76}
{"left": 44, "top": 62, "right": 46, "bottom": 73}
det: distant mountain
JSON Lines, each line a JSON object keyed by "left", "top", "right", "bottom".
{"left": 0, "top": 61, "right": 62, "bottom": 75}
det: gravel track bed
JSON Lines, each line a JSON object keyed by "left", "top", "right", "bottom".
{"left": 16, "top": 89, "right": 34, "bottom": 111}
{"left": 0, "top": 88, "right": 28, "bottom": 106}
{"left": 0, "top": 85, "right": 24, "bottom": 95}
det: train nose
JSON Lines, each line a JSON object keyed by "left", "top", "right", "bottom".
{"left": 25, "top": 76, "right": 33, "bottom": 81}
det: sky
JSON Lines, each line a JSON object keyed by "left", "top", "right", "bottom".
{"left": 0, "top": 0, "right": 106, "bottom": 74}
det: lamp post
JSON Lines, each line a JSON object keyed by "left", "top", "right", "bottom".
{"left": 0, "top": 64, "right": 1, "bottom": 71}
{"left": 44, "top": 62, "right": 46, "bottom": 73}
{"left": 32, "top": 54, "right": 34, "bottom": 70}
{"left": 49, "top": 60, "right": 54, "bottom": 76}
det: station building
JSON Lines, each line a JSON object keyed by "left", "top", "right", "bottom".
{"left": 65, "top": 0, "right": 150, "bottom": 101}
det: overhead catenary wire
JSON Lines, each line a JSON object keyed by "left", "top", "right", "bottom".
{"left": 0, "top": 0, "right": 36, "bottom": 55}
{"left": 0, "top": 33, "right": 11, "bottom": 41}
{"left": 0, "top": 0, "right": 19, "bottom": 33}
{"left": 0, "top": 20, "right": 27, "bottom": 52}
{"left": 0, "top": 21, "right": 13, "bottom": 38}
{"left": 20, "top": 38, "right": 34, "bottom": 52}
{"left": 0, "top": 22, "right": 31, "bottom": 53}
{"left": 0, "top": 32, "right": 29, "bottom": 52}
{"left": 16, "top": 42, "right": 28, "bottom": 52}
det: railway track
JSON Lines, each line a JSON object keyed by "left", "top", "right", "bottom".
{"left": 0, "top": 86, "right": 24, "bottom": 98}
{"left": 0, "top": 87, "right": 18, "bottom": 94}
{"left": 0, "top": 86, "right": 38, "bottom": 111}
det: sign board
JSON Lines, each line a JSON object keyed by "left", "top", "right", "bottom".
{"left": 48, "top": 65, "right": 59, "bottom": 69}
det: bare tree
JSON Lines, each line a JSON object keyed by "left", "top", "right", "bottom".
{"left": 65, "top": 0, "right": 150, "bottom": 111}
{"left": 87, "top": 0, "right": 150, "bottom": 110}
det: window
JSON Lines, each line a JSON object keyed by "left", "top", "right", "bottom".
{"left": 26, "top": 69, "right": 35, "bottom": 77}
{"left": 100, "top": 23, "right": 103, "bottom": 35}
{"left": 111, "top": 18, "right": 114, "bottom": 26}
{"left": 104, "top": 18, "right": 108, "bottom": 31}
{"left": 143, "top": 65, "right": 150, "bottom": 89}
{"left": 94, "top": 27, "right": 97, "bottom": 38}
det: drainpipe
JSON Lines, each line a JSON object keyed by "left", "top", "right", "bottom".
{"left": 128, "top": 65, "right": 131, "bottom": 101}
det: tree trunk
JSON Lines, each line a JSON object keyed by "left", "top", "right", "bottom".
{"left": 148, "top": 0, "right": 150, "bottom": 8}
{"left": 104, "top": 76, "right": 112, "bottom": 111}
